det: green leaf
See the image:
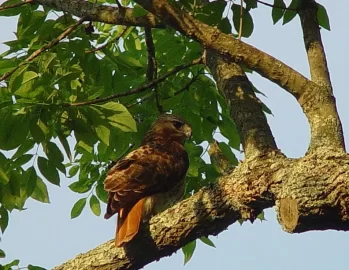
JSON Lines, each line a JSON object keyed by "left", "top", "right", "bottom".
{"left": 96, "top": 182, "right": 108, "bottom": 203}
{"left": 0, "top": 59, "right": 20, "bottom": 74}
{"left": 11, "top": 139, "right": 35, "bottom": 159}
{"left": 0, "top": 109, "right": 30, "bottom": 150}
{"left": 272, "top": 0, "right": 286, "bottom": 24}
{"left": 0, "top": 0, "right": 27, "bottom": 16}
{"left": 197, "top": 1, "right": 227, "bottom": 26}
{"left": 218, "top": 17, "right": 232, "bottom": 34}
{"left": 77, "top": 140, "right": 93, "bottom": 154}
{"left": 28, "top": 264, "right": 47, "bottom": 270}
{"left": 68, "top": 165, "right": 79, "bottom": 178}
{"left": 232, "top": 4, "right": 254, "bottom": 37}
{"left": 9, "top": 170, "right": 21, "bottom": 197}
{"left": 43, "top": 142, "right": 65, "bottom": 173}
{"left": 0, "top": 184, "right": 16, "bottom": 210}
{"left": 244, "top": 0, "right": 257, "bottom": 10}
{"left": 37, "top": 156, "right": 60, "bottom": 186}
{"left": 10, "top": 154, "right": 33, "bottom": 169}
{"left": 22, "top": 71, "right": 39, "bottom": 85}
{"left": 0, "top": 206, "right": 9, "bottom": 233}
{"left": 182, "top": 240, "right": 196, "bottom": 265}
{"left": 218, "top": 115, "right": 240, "bottom": 150}
{"left": 71, "top": 198, "right": 87, "bottom": 219}
{"left": 133, "top": 5, "right": 148, "bottom": 17}
{"left": 58, "top": 134, "right": 72, "bottom": 161}
{"left": 218, "top": 142, "right": 238, "bottom": 165}
{"left": 2, "top": 259, "right": 20, "bottom": 270}
{"left": 317, "top": 3, "right": 330, "bottom": 31}
{"left": 95, "top": 125, "right": 111, "bottom": 146}
{"left": 0, "top": 248, "right": 5, "bottom": 258}
{"left": 283, "top": 0, "right": 299, "bottom": 25}
{"left": 0, "top": 167, "right": 9, "bottom": 184}
{"left": 200, "top": 236, "right": 216, "bottom": 248}
{"left": 89, "top": 195, "right": 101, "bottom": 216}
{"left": 257, "top": 211, "right": 266, "bottom": 221}
{"left": 262, "top": 103, "right": 273, "bottom": 115}
{"left": 8, "top": 65, "right": 28, "bottom": 93}
{"left": 30, "top": 119, "right": 48, "bottom": 143}
{"left": 69, "top": 181, "right": 92, "bottom": 194}
{"left": 38, "top": 52, "right": 57, "bottom": 72}
{"left": 25, "top": 167, "right": 37, "bottom": 197}
{"left": 94, "top": 102, "right": 137, "bottom": 132}
{"left": 31, "top": 176, "right": 50, "bottom": 203}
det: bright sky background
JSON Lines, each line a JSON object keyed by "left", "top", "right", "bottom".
{"left": 1, "top": 1, "right": 349, "bottom": 269}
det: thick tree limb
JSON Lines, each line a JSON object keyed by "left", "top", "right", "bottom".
{"left": 32, "top": 1, "right": 345, "bottom": 152}
{"left": 35, "top": 0, "right": 313, "bottom": 102}
{"left": 144, "top": 27, "right": 162, "bottom": 113}
{"left": 205, "top": 50, "right": 277, "bottom": 158}
{"left": 133, "top": 0, "right": 309, "bottom": 97}
{"left": 299, "top": 0, "right": 331, "bottom": 88}
{"left": 131, "top": 0, "right": 346, "bottom": 153}
{"left": 34, "top": 0, "right": 164, "bottom": 28}
{"left": 54, "top": 150, "right": 349, "bottom": 270}
{"left": 298, "top": 0, "right": 345, "bottom": 151}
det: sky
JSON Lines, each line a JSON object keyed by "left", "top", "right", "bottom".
{"left": 1, "top": 1, "right": 349, "bottom": 270}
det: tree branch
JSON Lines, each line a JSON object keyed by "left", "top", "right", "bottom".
{"left": 0, "top": 17, "right": 85, "bottom": 82}
{"left": 126, "top": 72, "right": 202, "bottom": 108}
{"left": 63, "top": 57, "right": 203, "bottom": 107}
{"left": 205, "top": 50, "right": 277, "bottom": 158}
{"left": 144, "top": 27, "right": 162, "bottom": 113}
{"left": 54, "top": 150, "right": 349, "bottom": 270}
{"left": 86, "top": 26, "right": 128, "bottom": 54}
{"left": 297, "top": 0, "right": 345, "bottom": 151}
{"left": 33, "top": 0, "right": 164, "bottom": 28}
{"left": 256, "top": 0, "right": 297, "bottom": 11}
{"left": 0, "top": 0, "right": 33, "bottom": 11}
{"left": 34, "top": 0, "right": 311, "bottom": 102}
{"left": 132, "top": 0, "right": 345, "bottom": 153}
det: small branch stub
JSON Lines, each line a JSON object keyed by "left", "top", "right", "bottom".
{"left": 278, "top": 198, "right": 299, "bottom": 232}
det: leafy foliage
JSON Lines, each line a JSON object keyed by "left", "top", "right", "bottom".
{"left": 0, "top": 0, "right": 331, "bottom": 266}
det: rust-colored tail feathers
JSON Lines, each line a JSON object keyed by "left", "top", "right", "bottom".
{"left": 116, "top": 198, "right": 144, "bottom": 247}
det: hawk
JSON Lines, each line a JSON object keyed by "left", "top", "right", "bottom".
{"left": 104, "top": 114, "right": 192, "bottom": 247}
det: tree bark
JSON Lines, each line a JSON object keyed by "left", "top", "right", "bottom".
{"left": 54, "top": 151, "right": 349, "bottom": 270}
{"left": 25, "top": 0, "right": 349, "bottom": 269}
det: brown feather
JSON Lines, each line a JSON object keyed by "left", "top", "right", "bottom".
{"left": 104, "top": 114, "right": 192, "bottom": 247}
{"left": 116, "top": 198, "right": 144, "bottom": 247}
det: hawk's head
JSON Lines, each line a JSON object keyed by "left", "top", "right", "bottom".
{"left": 142, "top": 114, "right": 192, "bottom": 144}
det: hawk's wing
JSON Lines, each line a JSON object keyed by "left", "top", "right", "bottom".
{"left": 104, "top": 144, "right": 188, "bottom": 218}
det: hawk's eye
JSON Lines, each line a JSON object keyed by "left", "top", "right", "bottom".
{"left": 173, "top": 120, "right": 183, "bottom": 129}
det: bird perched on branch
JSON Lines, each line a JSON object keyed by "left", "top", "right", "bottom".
{"left": 104, "top": 114, "right": 192, "bottom": 247}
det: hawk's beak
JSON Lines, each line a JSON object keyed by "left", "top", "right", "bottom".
{"left": 184, "top": 124, "right": 192, "bottom": 139}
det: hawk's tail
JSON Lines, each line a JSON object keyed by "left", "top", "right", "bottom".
{"left": 116, "top": 198, "right": 144, "bottom": 247}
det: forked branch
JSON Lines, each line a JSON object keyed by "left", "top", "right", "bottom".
{"left": 298, "top": 0, "right": 345, "bottom": 151}
{"left": 54, "top": 150, "right": 349, "bottom": 270}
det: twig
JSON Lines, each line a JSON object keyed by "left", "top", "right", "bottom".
{"left": 0, "top": 0, "right": 33, "bottom": 11}
{"left": 115, "top": 0, "right": 123, "bottom": 9}
{"left": 64, "top": 56, "right": 203, "bottom": 107}
{"left": 144, "top": 27, "right": 162, "bottom": 113}
{"left": 86, "top": 26, "right": 128, "bottom": 53}
{"left": 238, "top": 0, "right": 243, "bottom": 40}
{"left": 256, "top": 0, "right": 297, "bottom": 11}
{"left": 170, "top": 72, "right": 202, "bottom": 97}
{"left": 0, "top": 17, "right": 86, "bottom": 82}
{"left": 126, "top": 72, "right": 202, "bottom": 108}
